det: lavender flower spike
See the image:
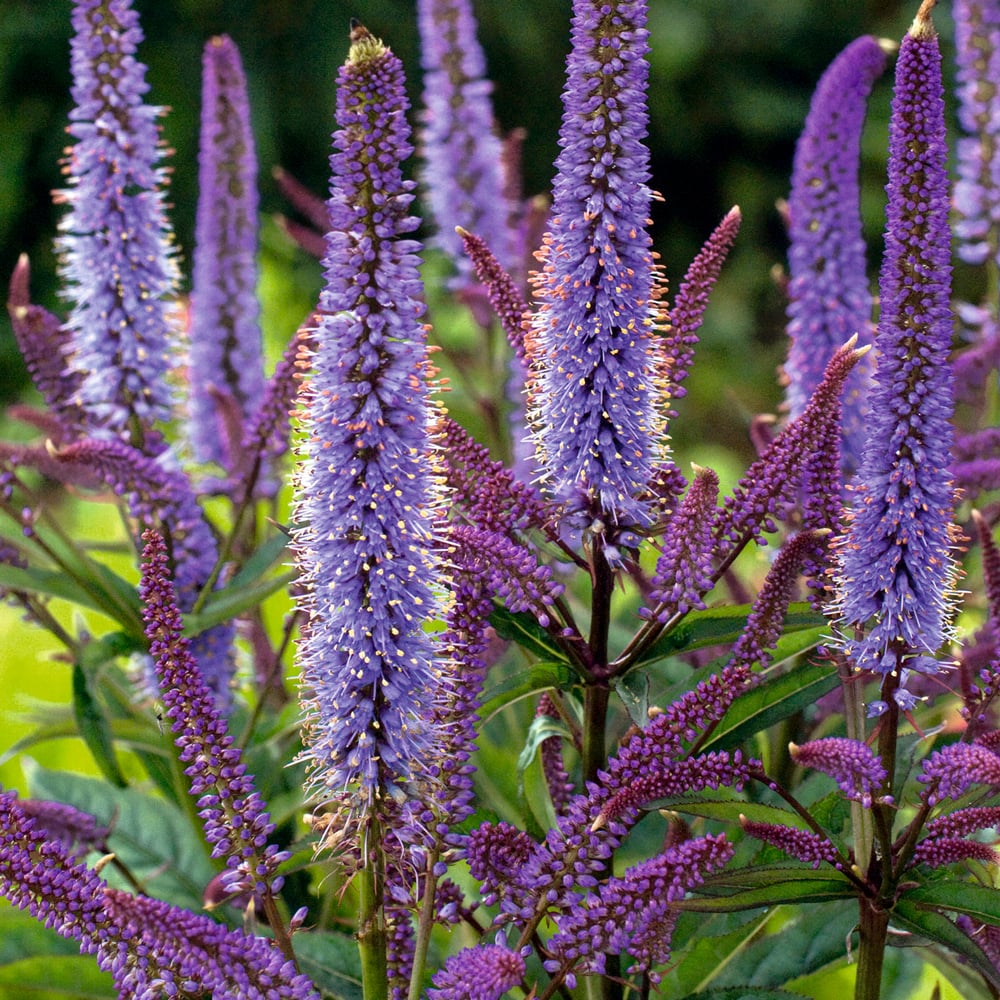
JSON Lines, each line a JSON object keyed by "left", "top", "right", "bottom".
{"left": 836, "top": 1, "right": 960, "bottom": 679}
{"left": 294, "top": 22, "right": 444, "bottom": 815}
{"left": 784, "top": 35, "right": 887, "bottom": 469}
{"left": 418, "top": 0, "right": 514, "bottom": 278}
{"left": 140, "top": 530, "right": 288, "bottom": 897}
{"left": 57, "top": 0, "right": 180, "bottom": 439}
{"left": 189, "top": 35, "right": 265, "bottom": 469}
{"left": 528, "top": 0, "right": 668, "bottom": 531}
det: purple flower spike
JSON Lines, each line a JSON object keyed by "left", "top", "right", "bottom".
{"left": 645, "top": 464, "right": 718, "bottom": 622}
{"left": 790, "top": 738, "right": 887, "bottom": 808}
{"left": 715, "top": 338, "right": 869, "bottom": 563}
{"left": 140, "top": 531, "right": 289, "bottom": 896}
{"left": 545, "top": 834, "right": 734, "bottom": 985}
{"left": 456, "top": 226, "right": 529, "bottom": 359}
{"left": 784, "top": 36, "right": 886, "bottom": 469}
{"left": 417, "top": 0, "right": 514, "bottom": 280}
{"left": 730, "top": 530, "right": 827, "bottom": 671}
{"left": 528, "top": 0, "right": 668, "bottom": 530}
{"left": 740, "top": 817, "right": 839, "bottom": 869}
{"left": 664, "top": 207, "right": 741, "bottom": 407}
{"left": 189, "top": 35, "right": 264, "bottom": 470}
{"left": 7, "top": 256, "right": 84, "bottom": 439}
{"left": 953, "top": 0, "right": 1000, "bottom": 267}
{"left": 835, "top": 4, "right": 960, "bottom": 679}
{"left": 293, "top": 23, "right": 443, "bottom": 815}
{"left": 58, "top": 0, "right": 180, "bottom": 439}
{"left": 427, "top": 942, "right": 526, "bottom": 1000}
{"left": 0, "top": 791, "right": 317, "bottom": 999}
{"left": 919, "top": 741, "right": 1000, "bottom": 804}
{"left": 912, "top": 836, "right": 999, "bottom": 868}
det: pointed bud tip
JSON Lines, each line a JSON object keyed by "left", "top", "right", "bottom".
{"left": 877, "top": 37, "right": 898, "bottom": 56}
{"left": 910, "top": 0, "right": 937, "bottom": 39}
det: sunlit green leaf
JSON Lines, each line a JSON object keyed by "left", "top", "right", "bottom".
{"left": 635, "top": 603, "right": 825, "bottom": 669}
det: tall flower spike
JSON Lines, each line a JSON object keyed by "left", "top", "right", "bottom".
{"left": 7, "top": 256, "right": 84, "bottom": 439}
{"left": 294, "top": 22, "right": 444, "bottom": 814}
{"left": 783, "top": 36, "right": 887, "bottom": 470}
{"left": 527, "top": 0, "right": 668, "bottom": 531}
{"left": 836, "top": 2, "right": 960, "bottom": 680}
{"left": 57, "top": 0, "right": 180, "bottom": 440}
{"left": 544, "top": 834, "right": 734, "bottom": 986}
{"left": 188, "top": 35, "right": 265, "bottom": 470}
{"left": 417, "top": 0, "right": 514, "bottom": 280}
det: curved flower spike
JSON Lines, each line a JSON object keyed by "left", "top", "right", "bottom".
{"left": 784, "top": 35, "right": 887, "bottom": 469}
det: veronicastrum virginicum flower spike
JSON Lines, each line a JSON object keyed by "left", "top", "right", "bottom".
{"left": 835, "top": 0, "right": 961, "bottom": 695}
{"left": 293, "top": 21, "right": 446, "bottom": 820}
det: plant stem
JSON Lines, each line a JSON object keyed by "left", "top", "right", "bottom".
{"left": 854, "top": 898, "right": 889, "bottom": 1000}
{"left": 358, "top": 814, "right": 389, "bottom": 1000}
{"left": 839, "top": 651, "right": 873, "bottom": 875}
{"left": 407, "top": 853, "right": 439, "bottom": 1000}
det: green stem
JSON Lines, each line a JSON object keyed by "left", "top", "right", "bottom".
{"left": 839, "top": 652, "right": 874, "bottom": 876}
{"left": 854, "top": 898, "right": 889, "bottom": 1000}
{"left": 407, "top": 853, "right": 439, "bottom": 1000}
{"left": 358, "top": 813, "right": 388, "bottom": 1000}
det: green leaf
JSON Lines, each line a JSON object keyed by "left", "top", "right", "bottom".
{"left": 0, "top": 564, "right": 116, "bottom": 617}
{"left": 183, "top": 568, "right": 295, "bottom": 636}
{"left": 0, "top": 905, "right": 90, "bottom": 966}
{"left": 663, "top": 796, "right": 812, "bottom": 831}
{"left": 71, "top": 663, "right": 127, "bottom": 789}
{"left": 905, "top": 881, "right": 1000, "bottom": 926}
{"left": 702, "top": 658, "right": 840, "bottom": 752}
{"left": 479, "top": 660, "right": 576, "bottom": 722}
{"left": 635, "top": 603, "right": 825, "bottom": 668}
{"left": 26, "top": 767, "right": 215, "bottom": 911}
{"left": 709, "top": 900, "right": 857, "bottom": 990}
{"left": 680, "top": 866, "right": 856, "bottom": 912}
{"left": 292, "top": 930, "right": 364, "bottom": 1000}
{"left": 613, "top": 668, "right": 650, "bottom": 727}
{"left": 489, "top": 605, "right": 571, "bottom": 663}
{"left": 226, "top": 531, "right": 291, "bottom": 590}
{"left": 891, "top": 897, "right": 1000, "bottom": 989}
